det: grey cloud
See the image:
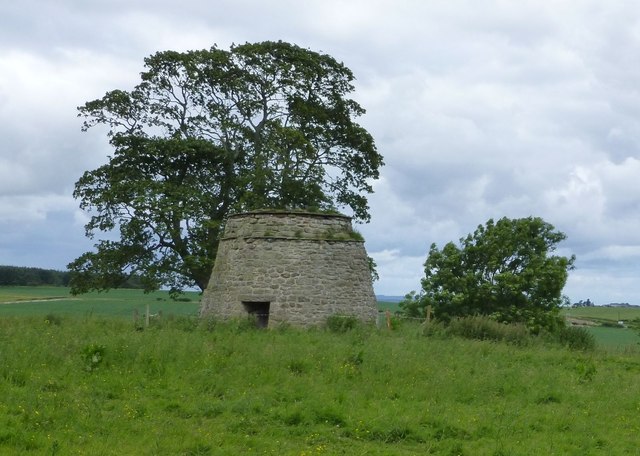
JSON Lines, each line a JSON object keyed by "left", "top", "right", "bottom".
{"left": 2, "top": 0, "right": 640, "bottom": 302}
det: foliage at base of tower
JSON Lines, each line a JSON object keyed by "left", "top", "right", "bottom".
{"left": 400, "top": 217, "right": 575, "bottom": 332}
{"left": 68, "top": 41, "right": 382, "bottom": 294}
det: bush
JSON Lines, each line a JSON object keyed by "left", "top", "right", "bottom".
{"left": 44, "top": 313, "right": 63, "bottom": 326}
{"left": 420, "top": 320, "right": 448, "bottom": 338}
{"left": 197, "top": 316, "right": 217, "bottom": 332}
{"left": 379, "top": 311, "right": 403, "bottom": 330}
{"left": 601, "top": 321, "right": 623, "bottom": 328}
{"left": 406, "top": 217, "right": 575, "bottom": 333}
{"left": 325, "top": 314, "right": 360, "bottom": 333}
{"left": 545, "top": 326, "right": 596, "bottom": 351}
{"left": 446, "top": 315, "right": 531, "bottom": 346}
{"left": 81, "top": 343, "right": 106, "bottom": 372}
{"left": 423, "top": 315, "right": 596, "bottom": 351}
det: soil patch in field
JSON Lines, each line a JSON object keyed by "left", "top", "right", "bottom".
{"left": 566, "top": 317, "right": 598, "bottom": 326}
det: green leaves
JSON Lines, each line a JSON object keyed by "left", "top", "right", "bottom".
{"left": 406, "top": 217, "right": 575, "bottom": 332}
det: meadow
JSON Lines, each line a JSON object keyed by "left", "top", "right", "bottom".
{"left": 1, "top": 287, "right": 640, "bottom": 454}
{"left": 0, "top": 286, "right": 200, "bottom": 318}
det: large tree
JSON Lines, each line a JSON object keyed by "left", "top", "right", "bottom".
{"left": 400, "top": 217, "right": 575, "bottom": 332}
{"left": 69, "top": 41, "right": 383, "bottom": 294}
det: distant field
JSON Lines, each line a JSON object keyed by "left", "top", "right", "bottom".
{"left": 0, "top": 286, "right": 70, "bottom": 302}
{"left": 376, "top": 300, "right": 402, "bottom": 312}
{"left": 2, "top": 288, "right": 639, "bottom": 350}
{"left": 562, "top": 305, "right": 640, "bottom": 323}
{"left": 587, "top": 326, "right": 640, "bottom": 350}
{"left": 561, "top": 306, "right": 640, "bottom": 350}
{"left": 0, "top": 288, "right": 403, "bottom": 318}
{"left": 0, "top": 286, "right": 200, "bottom": 318}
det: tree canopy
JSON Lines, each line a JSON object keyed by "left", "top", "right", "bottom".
{"left": 400, "top": 217, "right": 575, "bottom": 332}
{"left": 69, "top": 41, "right": 383, "bottom": 294}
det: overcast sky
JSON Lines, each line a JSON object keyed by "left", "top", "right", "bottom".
{"left": 2, "top": 1, "right": 640, "bottom": 303}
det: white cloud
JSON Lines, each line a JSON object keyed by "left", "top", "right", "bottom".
{"left": 583, "top": 245, "right": 640, "bottom": 262}
{"left": 0, "top": 48, "right": 136, "bottom": 199}
{"left": 566, "top": 268, "right": 640, "bottom": 305}
{"left": 368, "top": 248, "right": 425, "bottom": 296}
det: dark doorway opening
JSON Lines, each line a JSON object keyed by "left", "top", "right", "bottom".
{"left": 242, "top": 301, "right": 270, "bottom": 328}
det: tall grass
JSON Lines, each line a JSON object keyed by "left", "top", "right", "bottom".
{"left": 1, "top": 315, "right": 639, "bottom": 454}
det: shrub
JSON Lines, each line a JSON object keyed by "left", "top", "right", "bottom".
{"left": 389, "top": 315, "right": 403, "bottom": 330}
{"left": 406, "top": 217, "right": 575, "bottom": 333}
{"left": 601, "top": 321, "right": 623, "bottom": 328}
{"left": 197, "top": 316, "right": 217, "bottom": 332}
{"left": 420, "top": 320, "right": 448, "bottom": 338}
{"left": 81, "top": 343, "right": 106, "bottom": 372}
{"left": 546, "top": 326, "right": 596, "bottom": 351}
{"left": 446, "top": 315, "right": 531, "bottom": 346}
{"left": 325, "top": 314, "right": 360, "bottom": 333}
{"left": 287, "top": 359, "right": 309, "bottom": 375}
{"left": 44, "top": 313, "right": 63, "bottom": 326}
{"left": 379, "top": 311, "right": 403, "bottom": 331}
{"left": 575, "top": 359, "right": 597, "bottom": 383}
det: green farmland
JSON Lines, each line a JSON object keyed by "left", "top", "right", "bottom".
{"left": 563, "top": 305, "right": 640, "bottom": 324}
{"left": 0, "top": 286, "right": 200, "bottom": 318}
{"left": 1, "top": 314, "right": 640, "bottom": 454}
{"left": 561, "top": 306, "right": 640, "bottom": 350}
{"left": 1, "top": 287, "right": 640, "bottom": 454}
{"left": 2, "top": 287, "right": 640, "bottom": 350}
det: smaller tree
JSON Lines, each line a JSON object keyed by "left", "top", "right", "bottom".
{"left": 401, "top": 217, "right": 575, "bottom": 332}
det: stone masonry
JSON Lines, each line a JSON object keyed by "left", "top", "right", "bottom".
{"left": 199, "top": 211, "right": 377, "bottom": 327}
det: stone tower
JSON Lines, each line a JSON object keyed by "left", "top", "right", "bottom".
{"left": 199, "top": 211, "right": 377, "bottom": 327}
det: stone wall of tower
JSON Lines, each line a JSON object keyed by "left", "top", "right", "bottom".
{"left": 199, "top": 211, "right": 377, "bottom": 327}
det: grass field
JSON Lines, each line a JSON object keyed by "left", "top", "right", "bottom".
{"left": 0, "top": 289, "right": 399, "bottom": 318}
{"left": 0, "top": 287, "right": 200, "bottom": 318}
{"left": 2, "top": 287, "right": 640, "bottom": 453}
{"left": 586, "top": 326, "right": 640, "bottom": 350}
{"left": 1, "top": 315, "right": 640, "bottom": 455}
{"left": 376, "top": 301, "right": 402, "bottom": 313}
